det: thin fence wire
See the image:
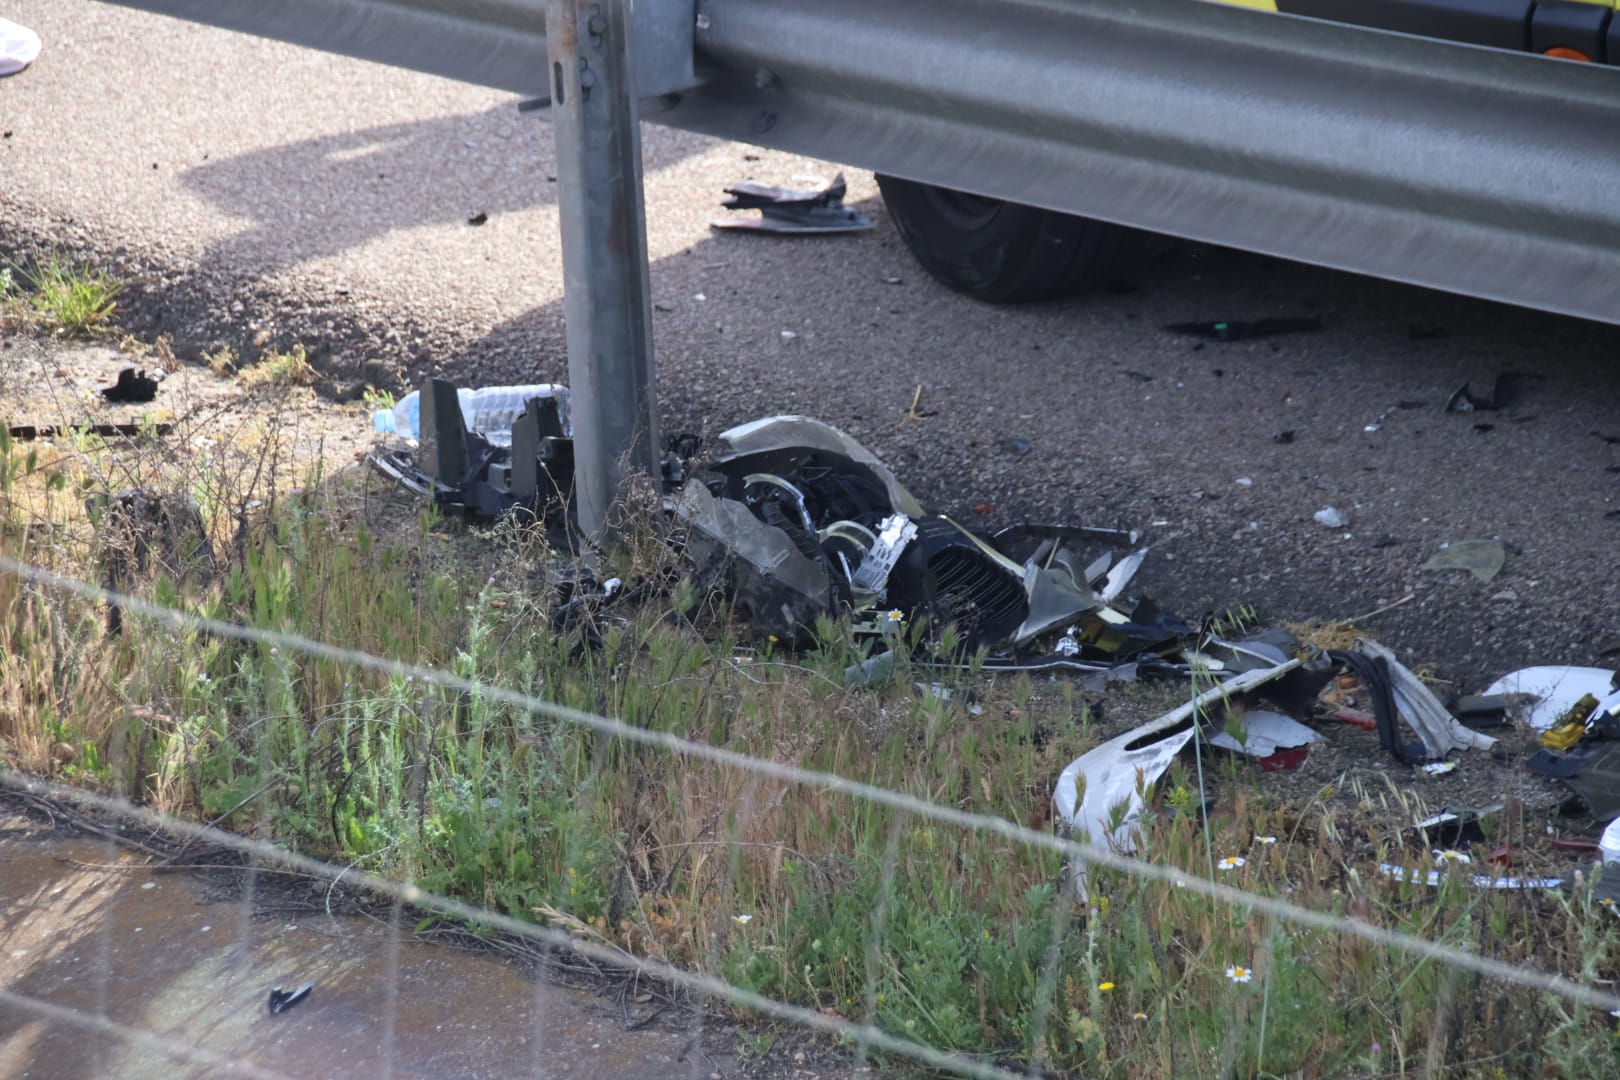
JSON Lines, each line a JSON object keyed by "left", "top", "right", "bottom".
{"left": 4, "top": 551, "right": 1619, "bottom": 1077}
{"left": 0, "top": 769, "right": 1026, "bottom": 1080}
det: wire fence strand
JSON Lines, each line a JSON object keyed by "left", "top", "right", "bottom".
{"left": 4, "top": 551, "right": 1619, "bottom": 1079}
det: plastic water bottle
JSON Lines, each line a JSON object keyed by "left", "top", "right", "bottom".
{"left": 373, "top": 384, "right": 571, "bottom": 446}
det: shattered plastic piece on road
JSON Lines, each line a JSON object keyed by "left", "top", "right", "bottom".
{"left": 1418, "top": 810, "right": 1489, "bottom": 849}
{"left": 1539, "top": 693, "right": 1600, "bottom": 751}
{"left": 1453, "top": 694, "right": 1509, "bottom": 729}
{"left": 1535, "top": 743, "right": 1620, "bottom": 820}
{"left": 1207, "top": 708, "right": 1321, "bottom": 765}
{"left": 848, "top": 513, "right": 918, "bottom": 604}
{"left": 1600, "top": 817, "right": 1620, "bottom": 866}
{"left": 1054, "top": 659, "right": 1303, "bottom": 860}
{"left": 677, "top": 478, "right": 834, "bottom": 645}
{"left": 101, "top": 367, "right": 160, "bottom": 404}
{"left": 712, "top": 173, "right": 875, "bottom": 234}
{"left": 1481, "top": 666, "right": 1619, "bottom": 731}
{"left": 1378, "top": 864, "right": 1561, "bottom": 890}
{"left": 1445, "top": 375, "right": 1514, "bottom": 414}
{"left": 0, "top": 18, "right": 41, "bottom": 77}
{"left": 1348, "top": 638, "right": 1498, "bottom": 758}
{"left": 1099, "top": 549, "right": 1148, "bottom": 605}
{"left": 1422, "top": 539, "right": 1506, "bottom": 584}
{"left": 268, "top": 981, "right": 314, "bottom": 1014}
{"left": 1313, "top": 507, "right": 1347, "bottom": 529}
{"left": 1164, "top": 317, "right": 1322, "bottom": 342}
{"left": 711, "top": 415, "right": 926, "bottom": 520}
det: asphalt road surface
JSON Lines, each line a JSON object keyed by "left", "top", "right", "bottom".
{"left": 3, "top": 0, "right": 1619, "bottom": 691}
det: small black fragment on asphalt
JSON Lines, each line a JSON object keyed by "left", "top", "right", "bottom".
{"left": 1164, "top": 317, "right": 1322, "bottom": 342}
{"left": 1597, "top": 432, "right": 1620, "bottom": 446}
{"left": 712, "top": 173, "right": 874, "bottom": 234}
{"left": 1408, "top": 323, "right": 1445, "bottom": 341}
{"left": 1473, "top": 424, "right": 1495, "bottom": 434}
{"left": 1372, "top": 536, "right": 1399, "bottom": 548}
{"left": 1271, "top": 430, "right": 1295, "bottom": 445}
{"left": 467, "top": 212, "right": 488, "bottom": 226}
{"left": 101, "top": 368, "right": 159, "bottom": 404}
{"left": 268, "top": 981, "right": 314, "bottom": 1015}
{"left": 1605, "top": 510, "right": 1620, "bottom": 522}
{"left": 1446, "top": 374, "right": 1520, "bottom": 414}
{"left": 1121, "top": 370, "right": 1153, "bottom": 383}
{"left": 1211, "top": 368, "right": 1224, "bottom": 378}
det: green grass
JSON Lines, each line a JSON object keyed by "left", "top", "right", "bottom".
{"left": 2, "top": 424, "right": 1619, "bottom": 1078}
{"left": 3, "top": 253, "right": 123, "bottom": 335}
{"left": 238, "top": 345, "right": 319, "bottom": 388}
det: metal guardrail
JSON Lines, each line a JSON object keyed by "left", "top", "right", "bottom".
{"left": 99, "top": 0, "right": 694, "bottom": 99}
{"left": 96, "top": 0, "right": 1620, "bottom": 530}
{"left": 667, "top": 0, "right": 1620, "bottom": 326}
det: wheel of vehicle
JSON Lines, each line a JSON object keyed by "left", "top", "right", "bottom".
{"left": 875, "top": 175, "right": 1132, "bottom": 303}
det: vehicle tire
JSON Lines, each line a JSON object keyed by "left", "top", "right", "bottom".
{"left": 875, "top": 175, "right": 1131, "bottom": 303}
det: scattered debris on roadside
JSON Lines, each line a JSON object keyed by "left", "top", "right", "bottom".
{"left": 1362, "top": 400, "right": 1426, "bottom": 433}
{"left": 1445, "top": 374, "right": 1516, "bottom": 413}
{"left": 367, "top": 385, "right": 1620, "bottom": 902}
{"left": 1164, "top": 317, "right": 1322, "bottom": 342}
{"left": 711, "top": 173, "right": 875, "bottom": 235}
{"left": 100, "top": 367, "right": 160, "bottom": 404}
{"left": 1422, "top": 539, "right": 1507, "bottom": 584}
{"left": 1468, "top": 664, "right": 1620, "bottom": 830}
{"left": 1313, "top": 507, "right": 1348, "bottom": 529}
{"left": 267, "top": 981, "right": 314, "bottom": 1015}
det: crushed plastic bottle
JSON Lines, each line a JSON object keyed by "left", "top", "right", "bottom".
{"left": 373, "top": 384, "right": 571, "bottom": 446}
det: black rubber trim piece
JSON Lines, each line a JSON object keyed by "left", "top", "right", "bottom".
{"left": 1329, "top": 649, "right": 1429, "bottom": 764}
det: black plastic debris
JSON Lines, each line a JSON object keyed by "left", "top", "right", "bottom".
{"left": 466, "top": 211, "right": 488, "bottom": 226}
{"left": 268, "top": 981, "right": 314, "bottom": 1015}
{"left": 711, "top": 173, "right": 875, "bottom": 235}
{"left": 100, "top": 367, "right": 159, "bottom": 404}
{"left": 1454, "top": 694, "right": 1510, "bottom": 729}
{"left": 1164, "top": 318, "right": 1322, "bottom": 342}
{"left": 368, "top": 377, "right": 693, "bottom": 533}
{"left": 9, "top": 421, "right": 174, "bottom": 440}
{"left": 1445, "top": 374, "right": 1518, "bottom": 413}
{"left": 1271, "top": 430, "right": 1295, "bottom": 445}
{"left": 1418, "top": 810, "right": 1489, "bottom": 849}
{"left": 676, "top": 415, "right": 1210, "bottom": 677}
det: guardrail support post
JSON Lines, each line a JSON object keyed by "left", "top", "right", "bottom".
{"left": 544, "top": 0, "right": 660, "bottom": 539}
